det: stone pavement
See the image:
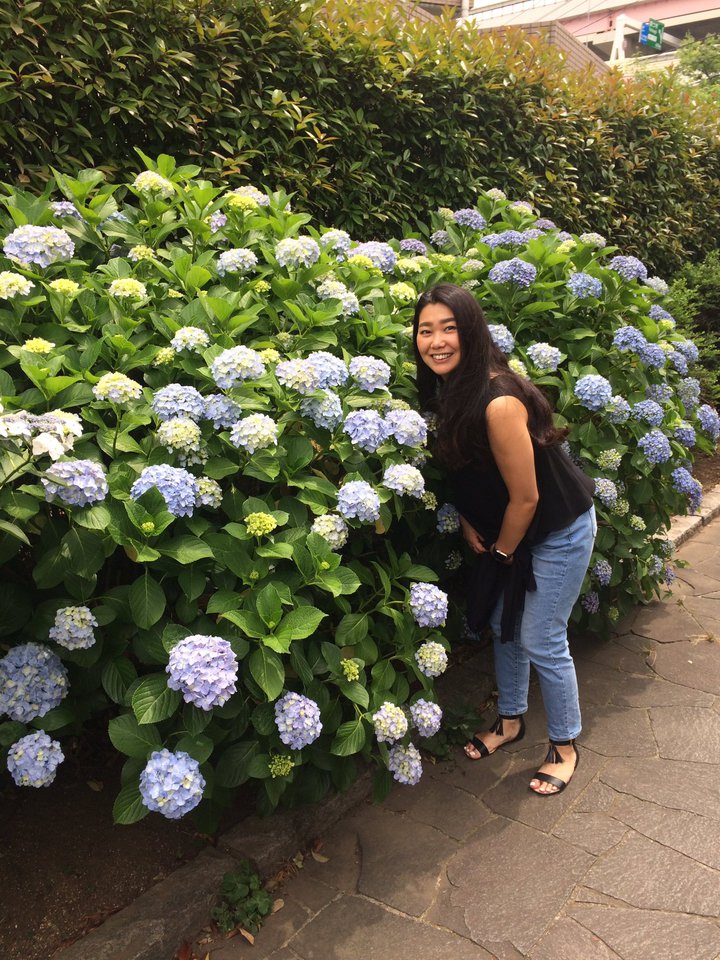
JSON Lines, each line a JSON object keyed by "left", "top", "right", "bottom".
{"left": 197, "top": 514, "right": 720, "bottom": 960}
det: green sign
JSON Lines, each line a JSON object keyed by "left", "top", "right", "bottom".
{"left": 640, "top": 18, "right": 664, "bottom": 50}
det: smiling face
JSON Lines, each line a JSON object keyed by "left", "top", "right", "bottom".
{"left": 416, "top": 302, "right": 462, "bottom": 378}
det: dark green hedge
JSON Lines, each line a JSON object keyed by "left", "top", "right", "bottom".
{"left": 2, "top": 0, "right": 720, "bottom": 274}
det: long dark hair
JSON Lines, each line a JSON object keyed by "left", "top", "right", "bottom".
{"left": 412, "top": 283, "right": 566, "bottom": 468}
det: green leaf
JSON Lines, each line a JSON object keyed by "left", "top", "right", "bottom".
{"left": 113, "top": 780, "right": 149, "bottom": 825}
{"left": 108, "top": 713, "right": 161, "bottom": 758}
{"left": 403, "top": 565, "right": 439, "bottom": 582}
{"left": 0, "top": 520, "right": 29, "bottom": 544}
{"left": 215, "top": 741, "right": 260, "bottom": 788}
{"left": 160, "top": 535, "right": 214, "bottom": 564}
{"left": 175, "top": 734, "right": 214, "bottom": 763}
{"left": 131, "top": 674, "right": 181, "bottom": 725}
{"left": 275, "top": 606, "right": 327, "bottom": 642}
{"left": 331, "top": 718, "right": 367, "bottom": 757}
{"left": 316, "top": 567, "right": 361, "bottom": 597}
{"left": 178, "top": 566, "right": 206, "bottom": 601}
{"left": 337, "top": 680, "right": 369, "bottom": 708}
{"left": 31, "top": 703, "right": 77, "bottom": 731}
{"left": 221, "top": 609, "right": 266, "bottom": 638}
{"left": 128, "top": 573, "right": 166, "bottom": 629}
{"left": 183, "top": 704, "right": 212, "bottom": 736}
{"left": 0, "top": 720, "right": 27, "bottom": 748}
{"left": 335, "top": 613, "right": 369, "bottom": 646}
{"left": 256, "top": 583, "right": 283, "bottom": 628}
{"left": 101, "top": 657, "right": 138, "bottom": 704}
{"left": 248, "top": 647, "right": 285, "bottom": 700}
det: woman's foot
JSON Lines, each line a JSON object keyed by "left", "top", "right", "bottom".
{"left": 464, "top": 715, "right": 524, "bottom": 760}
{"left": 529, "top": 742, "right": 579, "bottom": 795}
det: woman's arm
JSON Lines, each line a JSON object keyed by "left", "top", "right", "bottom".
{"left": 486, "top": 394, "right": 539, "bottom": 556}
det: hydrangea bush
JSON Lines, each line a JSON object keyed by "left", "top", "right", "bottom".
{"left": 0, "top": 157, "right": 716, "bottom": 822}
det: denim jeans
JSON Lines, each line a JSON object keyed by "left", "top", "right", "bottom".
{"left": 490, "top": 506, "right": 596, "bottom": 742}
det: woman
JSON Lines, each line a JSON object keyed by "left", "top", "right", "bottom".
{"left": 413, "top": 283, "right": 596, "bottom": 796}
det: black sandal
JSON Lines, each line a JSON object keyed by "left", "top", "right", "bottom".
{"left": 464, "top": 714, "right": 525, "bottom": 760}
{"left": 529, "top": 741, "right": 579, "bottom": 796}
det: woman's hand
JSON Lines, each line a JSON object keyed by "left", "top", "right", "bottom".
{"left": 460, "top": 515, "right": 487, "bottom": 555}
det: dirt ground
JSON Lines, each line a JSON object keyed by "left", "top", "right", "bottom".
{"left": 3, "top": 452, "right": 720, "bottom": 960}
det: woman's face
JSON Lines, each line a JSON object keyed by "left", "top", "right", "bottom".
{"left": 416, "top": 302, "right": 462, "bottom": 378}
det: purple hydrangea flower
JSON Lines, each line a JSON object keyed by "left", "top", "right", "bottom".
{"left": 301, "top": 390, "right": 343, "bottom": 430}
{"left": 675, "top": 340, "right": 700, "bottom": 363}
{"left": 382, "top": 464, "right": 425, "bottom": 498}
{"left": 671, "top": 467, "right": 703, "bottom": 512}
{"left": 631, "top": 400, "right": 664, "bottom": 427}
{"left": 535, "top": 219, "right": 556, "bottom": 230}
{"left": 274, "top": 692, "right": 323, "bottom": 749}
{"left": 677, "top": 378, "right": 701, "bottom": 412}
{"left": 388, "top": 742, "right": 422, "bottom": 785}
{"left": 581, "top": 591, "right": 600, "bottom": 614}
{"left": 649, "top": 304, "right": 674, "bottom": 323}
{"left": 319, "top": 229, "right": 352, "bottom": 256}
{"left": 414, "top": 641, "right": 448, "bottom": 677}
{"left": 399, "top": 238, "right": 427, "bottom": 255}
{"left": 609, "top": 256, "right": 648, "bottom": 282}
{"left": 42, "top": 459, "right": 108, "bottom": 507}
{"left": 594, "top": 478, "right": 618, "bottom": 508}
{"left": 385, "top": 409, "right": 427, "bottom": 447}
{"left": 488, "top": 258, "right": 537, "bottom": 287}
{"left": 0, "top": 643, "right": 69, "bottom": 722}
{"left": 488, "top": 323, "right": 515, "bottom": 354}
{"left": 373, "top": 701, "right": 408, "bottom": 743}
{"left": 482, "top": 230, "right": 525, "bottom": 249}
{"left": 350, "top": 241, "right": 397, "bottom": 272}
{"left": 349, "top": 355, "right": 391, "bottom": 392}
{"left": 697, "top": 404, "right": 720, "bottom": 441}
{"left": 436, "top": 502, "right": 460, "bottom": 533}
{"left": 307, "top": 351, "right": 349, "bottom": 388}
{"left": 521, "top": 228, "right": 544, "bottom": 241}
{"left": 275, "top": 358, "right": 322, "bottom": 395}
{"left": 410, "top": 699, "right": 442, "bottom": 738}
{"left": 130, "top": 464, "right": 199, "bottom": 516}
{"left": 674, "top": 422, "right": 696, "bottom": 447}
{"left": 567, "top": 272, "right": 602, "bottom": 299}
{"left": 668, "top": 351, "right": 688, "bottom": 375}
{"left": 151, "top": 384, "right": 205, "bottom": 422}
{"left": 210, "top": 346, "right": 266, "bottom": 389}
{"left": 429, "top": 230, "right": 449, "bottom": 247}
{"left": 637, "top": 430, "right": 672, "bottom": 465}
{"left": 646, "top": 383, "right": 673, "bottom": 403}
{"left": 166, "top": 634, "right": 238, "bottom": 710}
{"left": 606, "top": 395, "right": 632, "bottom": 424}
{"left": 453, "top": 209, "right": 486, "bottom": 230}
{"left": 229, "top": 414, "right": 278, "bottom": 453}
{"left": 139, "top": 749, "right": 205, "bottom": 819}
{"left": 343, "top": 409, "right": 389, "bottom": 452}
{"left": 208, "top": 211, "right": 227, "bottom": 232}
{"left": 49, "top": 606, "right": 98, "bottom": 650}
{"left": 613, "top": 326, "right": 647, "bottom": 353}
{"left": 638, "top": 343, "right": 666, "bottom": 369}
{"left": 50, "top": 200, "right": 82, "bottom": 220}
{"left": 574, "top": 375, "right": 612, "bottom": 411}
{"left": 3, "top": 225, "right": 74, "bottom": 267}
{"left": 591, "top": 559, "right": 612, "bottom": 586}
{"left": 202, "top": 394, "right": 243, "bottom": 429}
{"left": 7, "top": 732, "right": 64, "bottom": 787}
{"left": 409, "top": 582, "right": 448, "bottom": 628}
{"left": 337, "top": 480, "right": 381, "bottom": 522}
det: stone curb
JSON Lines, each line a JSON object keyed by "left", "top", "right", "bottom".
{"left": 57, "top": 482, "right": 720, "bottom": 960}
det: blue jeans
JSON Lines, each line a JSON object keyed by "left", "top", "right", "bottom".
{"left": 490, "top": 506, "right": 596, "bottom": 742}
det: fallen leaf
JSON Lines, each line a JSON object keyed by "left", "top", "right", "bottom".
{"left": 292, "top": 852, "right": 304, "bottom": 868}
{"left": 239, "top": 928, "right": 255, "bottom": 945}
{"left": 174, "top": 942, "right": 192, "bottom": 960}
{"left": 271, "top": 898, "right": 285, "bottom": 913}
{"left": 86, "top": 779, "right": 104, "bottom": 792}
{"left": 311, "top": 850, "right": 329, "bottom": 863}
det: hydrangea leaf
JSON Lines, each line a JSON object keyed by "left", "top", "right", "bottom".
{"left": 108, "top": 713, "right": 162, "bottom": 758}
{"left": 160, "top": 535, "right": 214, "bottom": 564}
{"left": 274, "top": 606, "right": 327, "bottom": 643}
{"left": 131, "top": 674, "right": 182, "bottom": 725}
{"left": 128, "top": 573, "right": 166, "bottom": 629}
{"left": 112, "top": 779, "right": 149, "bottom": 825}
{"left": 248, "top": 648, "right": 285, "bottom": 701}
{"left": 102, "top": 657, "right": 138, "bottom": 705}
{"left": 330, "top": 718, "right": 367, "bottom": 757}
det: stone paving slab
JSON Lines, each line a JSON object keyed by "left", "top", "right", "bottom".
{"left": 648, "top": 637, "right": 720, "bottom": 694}
{"left": 382, "top": 771, "right": 493, "bottom": 840}
{"left": 629, "top": 599, "right": 703, "bottom": 644}
{"left": 579, "top": 703, "right": 657, "bottom": 757}
{"left": 649, "top": 704, "right": 720, "bottom": 762}
{"left": 551, "top": 811, "right": 628, "bottom": 856}
{"left": 600, "top": 756, "right": 720, "bottom": 820}
{"left": 529, "top": 916, "right": 623, "bottom": 960}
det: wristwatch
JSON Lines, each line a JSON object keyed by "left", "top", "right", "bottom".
{"left": 490, "top": 543, "right": 514, "bottom": 564}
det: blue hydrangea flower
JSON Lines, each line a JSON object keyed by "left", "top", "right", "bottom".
{"left": 166, "top": 634, "right": 238, "bottom": 710}
{"left": 399, "top": 238, "right": 427, "bottom": 255}
{"left": 337, "top": 480, "right": 381, "bottom": 522}
{"left": 675, "top": 340, "right": 700, "bottom": 363}
{"left": 3, "top": 225, "right": 75, "bottom": 267}
{"left": 409, "top": 582, "right": 448, "bottom": 628}
{"left": 594, "top": 478, "right": 618, "bottom": 508}
{"left": 646, "top": 383, "right": 673, "bottom": 403}
{"left": 574, "top": 375, "right": 612, "bottom": 411}
{"left": 414, "top": 640, "right": 448, "bottom": 677}
{"left": 638, "top": 343, "right": 666, "bottom": 369}
{"left": 306, "top": 351, "right": 349, "bottom": 388}
{"left": 350, "top": 241, "right": 397, "bottom": 272}
{"left": 349, "top": 355, "right": 391, "bottom": 392}
{"left": 385, "top": 409, "right": 427, "bottom": 447}
{"left": 482, "top": 230, "right": 525, "bottom": 249}
{"left": 202, "top": 394, "right": 243, "bottom": 429}
{"left": 488, "top": 258, "right": 537, "bottom": 287}
{"left": 319, "top": 229, "right": 352, "bottom": 256}
{"left": 208, "top": 211, "right": 227, "bottom": 232}
{"left": 631, "top": 400, "right": 664, "bottom": 427}
{"left": 343, "top": 410, "right": 389, "bottom": 452}
{"left": 436, "top": 502, "right": 460, "bottom": 533}
{"left": 301, "top": 390, "right": 343, "bottom": 430}
{"left": 638, "top": 430, "right": 672, "bottom": 465}
{"left": 42, "top": 459, "right": 108, "bottom": 507}
{"left": 315, "top": 279, "right": 360, "bottom": 316}
{"left": 227, "top": 185, "right": 269, "bottom": 206}
{"left": 131, "top": 464, "right": 199, "bottom": 516}
{"left": 197, "top": 476, "right": 222, "bottom": 508}
{"left": 534, "top": 219, "right": 556, "bottom": 230}
{"left": 210, "top": 346, "right": 266, "bottom": 389}
{"left": 50, "top": 200, "right": 82, "bottom": 220}
{"left": 275, "top": 237, "right": 321, "bottom": 268}
{"left": 648, "top": 555, "right": 664, "bottom": 577}
{"left": 311, "top": 513, "right": 349, "bottom": 550}
{"left": 526, "top": 343, "right": 561, "bottom": 371}
{"left": 671, "top": 467, "right": 703, "bottom": 512}
{"left": 453, "top": 208, "right": 486, "bottom": 230}
{"left": 520, "top": 228, "right": 544, "bottom": 241}
{"left": 668, "top": 351, "right": 689, "bottom": 375}
{"left": 274, "top": 691, "right": 323, "bottom": 749}
{"left": 488, "top": 323, "right": 515, "bottom": 353}
{"left": 591, "top": 559, "right": 612, "bottom": 586}
{"left": 648, "top": 304, "right": 674, "bottom": 323}
{"left": 139, "top": 749, "right": 205, "bottom": 819}
{"left": 230, "top": 414, "right": 278, "bottom": 453}
{"left": 606, "top": 395, "right": 632, "bottom": 424}
{"left": 645, "top": 277, "right": 669, "bottom": 295}
{"left": 217, "top": 248, "right": 257, "bottom": 276}
{"left": 677, "top": 377, "right": 701, "bottom": 412}
{"left": 382, "top": 464, "right": 425, "bottom": 498}
{"left": 609, "top": 256, "right": 648, "bottom": 282}
{"left": 0, "top": 643, "right": 69, "bottom": 722}
{"left": 49, "top": 606, "right": 98, "bottom": 650}
{"left": 275, "top": 358, "right": 322, "bottom": 395}
{"left": 151, "top": 384, "right": 205, "bottom": 422}
{"left": 567, "top": 272, "right": 602, "bottom": 299}
{"left": 388, "top": 742, "right": 422, "bottom": 785}
{"left": 674, "top": 422, "right": 696, "bottom": 447}
{"left": 429, "top": 230, "right": 449, "bottom": 247}
{"left": 373, "top": 701, "right": 408, "bottom": 743}
{"left": 581, "top": 591, "right": 600, "bottom": 614}
{"left": 410, "top": 699, "right": 442, "bottom": 738}
{"left": 697, "top": 404, "right": 720, "bottom": 441}
{"left": 7, "top": 732, "right": 64, "bottom": 787}
{"left": 613, "top": 326, "right": 647, "bottom": 353}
